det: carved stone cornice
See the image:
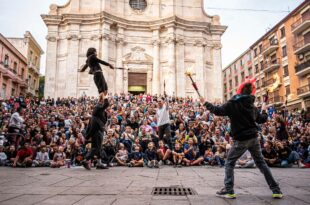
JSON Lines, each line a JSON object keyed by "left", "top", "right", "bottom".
{"left": 152, "top": 39, "right": 161, "bottom": 47}
{"left": 90, "top": 34, "right": 101, "bottom": 41}
{"left": 212, "top": 42, "right": 222, "bottom": 50}
{"left": 176, "top": 37, "right": 185, "bottom": 46}
{"left": 46, "top": 35, "right": 59, "bottom": 42}
{"left": 102, "top": 34, "right": 111, "bottom": 41}
{"left": 66, "top": 34, "right": 81, "bottom": 41}
{"left": 194, "top": 40, "right": 204, "bottom": 47}
{"left": 165, "top": 36, "right": 176, "bottom": 45}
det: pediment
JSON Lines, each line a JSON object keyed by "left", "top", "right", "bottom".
{"left": 123, "top": 46, "right": 153, "bottom": 63}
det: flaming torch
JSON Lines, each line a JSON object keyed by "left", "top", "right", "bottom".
{"left": 264, "top": 73, "right": 281, "bottom": 103}
{"left": 185, "top": 66, "right": 202, "bottom": 98}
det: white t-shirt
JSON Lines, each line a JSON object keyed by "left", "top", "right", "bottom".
{"left": 156, "top": 105, "right": 170, "bottom": 126}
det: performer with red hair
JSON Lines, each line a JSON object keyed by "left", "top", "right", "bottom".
{"left": 200, "top": 77, "right": 282, "bottom": 199}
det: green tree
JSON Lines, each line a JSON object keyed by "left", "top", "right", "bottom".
{"left": 39, "top": 76, "right": 45, "bottom": 99}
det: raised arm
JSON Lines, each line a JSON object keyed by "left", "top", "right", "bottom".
{"left": 96, "top": 57, "right": 114, "bottom": 69}
{"left": 202, "top": 100, "right": 229, "bottom": 117}
{"left": 79, "top": 64, "right": 88, "bottom": 72}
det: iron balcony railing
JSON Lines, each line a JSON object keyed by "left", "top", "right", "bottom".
{"left": 295, "top": 60, "right": 310, "bottom": 73}
{"left": 297, "top": 84, "right": 310, "bottom": 95}
{"left": 291, "top": 13, "right": 310, "bottom": 31}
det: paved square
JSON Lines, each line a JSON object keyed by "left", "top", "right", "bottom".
{"left": 0, "top": 167, "right": 309, "bottom": 205}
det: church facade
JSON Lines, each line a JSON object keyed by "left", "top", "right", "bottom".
{"left": 42, "top": 0, "right": 226, "bottom": 100}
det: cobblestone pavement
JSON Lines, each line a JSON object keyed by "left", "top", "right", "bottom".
{"left": 0, "top": 166, "right": 309, "bottom": 205}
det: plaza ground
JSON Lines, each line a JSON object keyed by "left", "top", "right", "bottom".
{"left": 0, "top": 166, "right": 309, "bottom": 205}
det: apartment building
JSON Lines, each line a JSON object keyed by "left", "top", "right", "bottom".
{"left": 8, "top": 31, "right": 43, "bottom": 97}
{"left": 223, "top": 1, "right": 310, "bottom": 111}
{"left": 0, "top": 34, "right": 28, "bottom": 98}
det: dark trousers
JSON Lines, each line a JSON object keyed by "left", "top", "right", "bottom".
{"left": 224, "top": 137, "right": 280, "bottom": 192}
{"left": 85, "top": 135, "right": 108, "bottom": 163}
{"left": 158, "top": 123, "right": 172, "bottom": 148}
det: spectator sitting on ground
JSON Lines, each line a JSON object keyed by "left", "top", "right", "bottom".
{"left": 115, "top": 143, "right": 128, "bottom": 166}
{"left": 235, "top": 150, "right": 255, "bottom": 168}
{"left": 13, "top": 142, "right": 33, "bottom": 167}
{"left": 275, "top": 141, "right": 305, "bottom": 168}
{"left": 144, "top": 142, "right": 158, "bottom": 168}
{"left": 183, "top": 138, "right": 203, "bottom": 166}
{"left": 127, "top": 145, "right": 144, "bottom": 167}
{"left": 262, "top": 141, "right": 279, "bottom": 167}
{"left": 157, "top": 140, "right": 172, "bottom": 165}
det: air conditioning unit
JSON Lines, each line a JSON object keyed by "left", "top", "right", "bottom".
{"left": 298, "top": 54, "right": 304, "bottom": 60}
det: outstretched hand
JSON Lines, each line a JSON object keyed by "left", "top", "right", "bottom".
{"left": 109, "top": 65, "right": 114, "bottom": 69}
{"left": 200, "top": 97, "right": 205, "bottom": 104}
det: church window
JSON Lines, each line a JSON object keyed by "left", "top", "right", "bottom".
{"left": 129, "top": 0, "right": 147, "bottom": 11}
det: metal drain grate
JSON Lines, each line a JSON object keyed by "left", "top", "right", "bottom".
{"left": 152, "top": 187, "right": 197, "bottom": 196}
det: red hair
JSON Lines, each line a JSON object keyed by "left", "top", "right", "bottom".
{"left": 236, "top": 77, "right": 256, "bottom": 95}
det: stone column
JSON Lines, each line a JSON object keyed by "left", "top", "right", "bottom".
{"left": 166, "top": 27, "right": 176, "bottom": 96}
{"left": 212, "top": 41, "right": 223, "bottom": 102}
{"left": 115, "top": 27, "right": 124, "bottom": 94}
{"left": 66, "top": 25, "right": 80, "bottom": 97}
{"left": 152, "top": 29, "right": 160, "bottom": 95}
{"left": 194, "top": 40, "right": 205, "bottom": 99}
{"left": 176, "top": 37, "right": 185, "bottom": 97}
{"left": 101, "top": 22, "right": 111, "bottom": 93}
{"left": 44, "top": 28, "right": 58, "bottom": 98}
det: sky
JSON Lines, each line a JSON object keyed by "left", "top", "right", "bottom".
{"left": 0, "top": 0, "right": 305, "bottom": 74}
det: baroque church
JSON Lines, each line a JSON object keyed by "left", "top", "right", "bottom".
{"left": 42, "top": 0, "right": 226, "bottom": 100}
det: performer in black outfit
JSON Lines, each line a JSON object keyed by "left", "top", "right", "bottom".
{"left": 82, "top": 96, "right": 110, "bottom": 170}
{"left": 79, "top": 47, "right": 114, "bottom": 99}
{"left": 200, "top": 79, "right": 282, "bottom": 199}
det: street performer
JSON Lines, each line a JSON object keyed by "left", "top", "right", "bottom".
{"left": 200, "top": 78, "right": 283, "bottom": 199}
{"left": 82, "top": 95, "right": 109, "bottom": 170}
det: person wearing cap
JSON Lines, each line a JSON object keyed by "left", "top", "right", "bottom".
{"left": 200, "top": 77, "right": 282, "bottom": 199}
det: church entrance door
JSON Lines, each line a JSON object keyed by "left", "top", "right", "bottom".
{"left": 128, "top": 72, "right": 147, "bottom": 95}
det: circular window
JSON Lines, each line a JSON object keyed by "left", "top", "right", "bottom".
{"left": 129, "top": 0, "right": 147, "bottom": 11}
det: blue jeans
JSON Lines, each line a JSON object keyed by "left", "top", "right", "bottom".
{"left": 224, "top": 137, "right": 280, "bottom": 192}
{"left": 215, "top": 156, "right": 225, "bottom": 166}
{"left": 280, "top": 151, "right": 300, "bottom": 167}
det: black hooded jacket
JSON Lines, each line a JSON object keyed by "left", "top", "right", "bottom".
{"left": 85, "top": 98, "right": 109, "bottom": 140}
{"left": 80, "top": 54, "right": 111, "bottom": 74}
{"left": 204, "top": 95, "right": 268, "bottom": 141}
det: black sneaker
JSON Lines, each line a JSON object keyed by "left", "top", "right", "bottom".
{"left": 81, "top": 160, "right": 91, "bottom": 170}
{"left": 216, "top": 188, "right": 236, "bottom": 199}
{"left": 272, "top": 190, "right": 283, "bottom": 199}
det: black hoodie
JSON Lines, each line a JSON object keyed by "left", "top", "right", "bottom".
{"left": 85, "top": 98, "right": 109, "bottom": 140}
{"left": 204, "top": 95, "right": 268, "bottom": 141}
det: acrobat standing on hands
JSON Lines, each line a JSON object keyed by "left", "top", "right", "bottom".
{"left": 78, "top": 47, "right": 114, "bottom": 98}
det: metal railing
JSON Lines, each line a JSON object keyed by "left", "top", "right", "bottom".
{"left": 262, "top": 39, "right": 278, "bottom": 53}
{"left": 291, "top": 13, "right": 310, "bottom": 31}
{"left": 264, "top": 58, "right": 280, "bottom": 70}
{"left": 295, "top": 60, "right": 310, "bottom": 73}
{"left": 297, "top": 84, "right": 310, "bottom": 95}
{"left": 293, "top": 37, "right": 310, "bottom": 51}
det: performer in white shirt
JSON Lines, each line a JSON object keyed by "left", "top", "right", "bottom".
{"left": 155, "top": 97, "right": 171, "bottom": 148}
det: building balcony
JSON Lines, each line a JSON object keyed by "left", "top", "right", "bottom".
{"left": 294, "top": 38, "right": 310, "bottom": 55}
{"left": 265, "top": 78, "right": 276, "bottom": 87}
{"left": 264, "top": 59, "right": 281, "bottom": 73}
{"left": 262, "top": 40, "right": 279, "bottom": 56}
{"left": 297, "top": 84, "right": 310, "bottom": 98}
{"left": 295, "top": 60, "right": 310, "bottom": 76}
{"left": 269, "top": 96, "right": 284, "bottom": 105}
{"left": 291, "top": 14, "right": 310, "bottom": 35}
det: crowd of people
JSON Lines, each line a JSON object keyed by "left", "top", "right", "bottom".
{"left": 0, "top": 94, "right": 309, "bottom": 169}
